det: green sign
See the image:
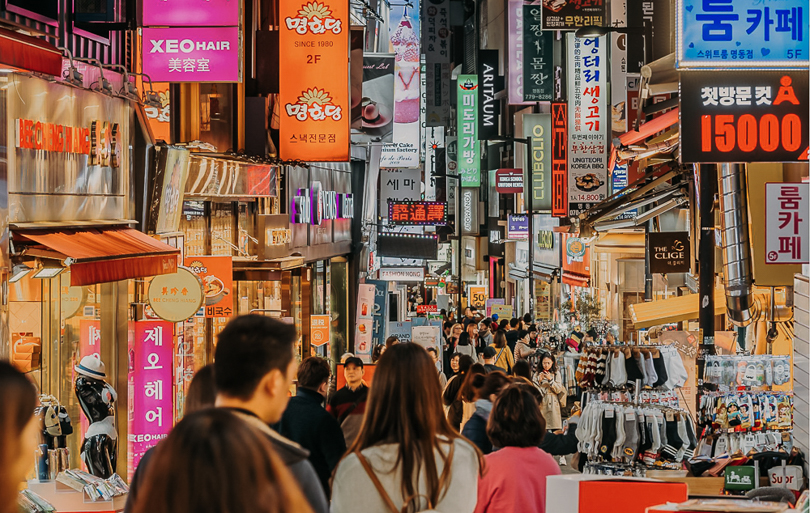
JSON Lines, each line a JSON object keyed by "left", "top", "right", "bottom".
{"left": 457, "top": 74, "right": 480, "bottom": 187}
{"left": 724, "top": 466, "right": 756, "bottom": 492}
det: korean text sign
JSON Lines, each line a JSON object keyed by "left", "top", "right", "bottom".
{"left": 542, "top": 0, "right": 606, "bottom": 30}
{"left": 184, "top": 256, "right": 233, "bottom": 318}
{"left": 765, "top": 183, "right": 808, "bottom": 264}
{"left": 524, "top": 114, "right": 553, "bottom": 212}
{"left": 141, "top": 27, "right": 241, "bottom": 82}
{"left": 566, "top": 34, "right": 608, "bottom": 216}
{"left": 677, "top": 0, "right": 808, "bottom": 67}
{"left": 141, "top": 0, "right": 240, "bottom": 27}
{"left": 551, "top": 102, "right": 568, "bottom": 217}
{"left": 130, "top": 321, "right": 173, "bottom": 470}
{"left": 279, "top": 0, "right": 349, "bottom": 161}
{"left": 523, "top": 6, "right": 554, "bottom": 102}
{"left": 457, "top": 75, "right": 481, "bottom": 187}
{"left": 680, "top": 71, "right": 808, "bottom": 163}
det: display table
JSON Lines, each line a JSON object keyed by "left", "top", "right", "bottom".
{"left": 654, "top": 477, "right": 726, "bottom": 496}
{"left": 646, "top": 499, "right": 790, "bottom": 512}
{"left": 26, "top": 480, "right": 127, "bottom": 513}
{"left": 546, "top": 474, "right": 689, "bottom": 513}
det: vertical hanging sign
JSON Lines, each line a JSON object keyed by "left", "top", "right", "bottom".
{"left": 477, "top": 50, "right": 500, "bottom": 141}
{"left": 551, "top": 102, "right": 568, "bottom": 218}
{"left": 507, "top": 0, "right": 530, "bottom": 105}
{"left": 566, "top": 34, "right": 607, "bottom": 217}
{"left": 279, "top": 0, "right": 349, "bottom": 161}
{"left": 523, "top": 114, "right": 553, "bottom": 212}
{"left": 457, "top": 75, "right": 481, "bottom": 187}
{"left": 523, "top": 6, "right": 554, "bottom": 102}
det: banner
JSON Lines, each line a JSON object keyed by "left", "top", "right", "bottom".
{"left": 765, "top": 183, "right": 809, "bottom": 264}
{"left": 524, "top": 114, "right": 553, "bottom": 212}
{"left": 507, "top": 0, "right": 530, "bottom": 105}
{"left": 279, "top": 0, "right": 349, "bottom": 161}
{"left": 490, "top": 304, "right": 513, "bottom": 320}
{"left": 523, "top": 6, "right": 554, "bottom": 102}
{"left": 355, "top": 283, "right": 375, "bottom": 360}
{"left": 422, "top": 0, "right": 450, "bottom": 63}
{"left": 610, "top": 0, "right": 628, "bottom": 135}
{"left": 388, "top": 320, "right": 413, "bottom": 343}
{"left": 647, "top": 232, "right": 691, "bottom": 274}
{"left": 366, "top": 279, "right": 389, "bottom": 348}
{"left": 142, "top": 27, "right": 241, "bottom": 83}
{"left": 477, "top": 49, "right": 501, "bottom": 140}
{"left": 310, "top": 315, "right": 331, "bottom": 347}
{"left": 425, "top": 127, "right": 445, "bottom": 200}
{"left": 184, "top": 256, "right": 233, "bottom": 318}
{"left": 426, "top": 63, "right": 452, "bottom": 127}
{"left": 352, "top": 53, "right": 395, "bottom": 144}
{"left": 541, "top": 0, "right": 606, "bottom": 30}
{"left": 551, "top": 102, "right": 568, "bottom": 217}
{"left": 457, "top": 75, "right": 481, "bottom": 187}
{"left": 566, "top": 34, "right": 608, "bottom": 216}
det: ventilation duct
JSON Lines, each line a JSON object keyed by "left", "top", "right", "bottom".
{"left": 717, "top": 163, "right": 756, "bottom": 326}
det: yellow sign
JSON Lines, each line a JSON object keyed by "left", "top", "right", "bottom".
{"left": 310, "top": 315, "right": 331, "bottom": 347}
{"left": 147, "top": 267, "right": 204, "bottom": 322}
{"left": 490, "top": 304, "right": 513, "bottom": 320}
{"left": 469, "top": 286, "right": 488, "bottom": 308}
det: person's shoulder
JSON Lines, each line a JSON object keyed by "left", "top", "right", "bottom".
{"left": 450, "top": 437, "right": 480, "bottom": 466}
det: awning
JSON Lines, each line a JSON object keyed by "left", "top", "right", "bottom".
{"left": 562, "top": 272, "right": 589, "bottom": 288}
{"left": 593, "top": 232, "right": 646, "bottom": 255}
{"left": 628, "top": 288, "right": 727, "bottom": 328}
{"left": 14, "top": 227, "right": 179, "bottom": 286}
{"left": 186, "top": 154, "right": 278, "bottom": 198}
{"left": 0, "top": 28, "right": 63, "bottom": 76}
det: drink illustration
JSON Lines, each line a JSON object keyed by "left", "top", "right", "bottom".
{"left": 391, "top": 9, "right": 420, "bottom": 123}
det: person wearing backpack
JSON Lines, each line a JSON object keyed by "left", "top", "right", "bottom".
{"left": 331, "top": 343, "right": 484, "bottom": 513}
{"left": 490, "top": 330, "right": 515, "bottom": 374}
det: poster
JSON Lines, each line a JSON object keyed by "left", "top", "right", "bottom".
{"left": 184, "top": 256, "right": 233, "bottom": 318}
{"left": 486, "top": 298, "right": 505, "bottom": 317}
{"left": 468, "top": 285, "right": 488, "bottom": 308}
{"left": 523, "top": 6, "right": 554, "bottom": 102}
{"left": 490, "top": 304, "right": 514, "bottom": 320}
{"left": 366, "top": 279, "right": 389, "bottom": 348}
{"left": 541, "top": 0, "right": 606, "bottom": 30}
{"left": 566, "top": 34, "right": 608, "bottom": 216}
{"left": 388, "top": 320, "right": 413, "bottom": 343}
{"left": 411, "top": 325, "right": 443, "bottom": 370}
{"left": 354, "top": 283, "right": 375, "bottom": 361}
{"left": 535, "top": 281, "right": 551, "bottom": 321}
{"left": 765, "top": 183, "right": 809, "bottom": 264}
{"left": 457, "top": 75, "right": 481, "bottom": 187}
{"left": 524, "top": 114, "right": 553, "bottom": 211}
{"left": 352, "top": 53, "right": 395, "bottom": 144}
{"left": 310, "top": 315, "right": 330, "bottom": 347}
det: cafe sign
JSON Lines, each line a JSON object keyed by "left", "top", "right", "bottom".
{"left": 647, "top": 231, "right": 691, "bottom": 274}
{"left": 147, "top": 267, "right": 205, "bottom": 322}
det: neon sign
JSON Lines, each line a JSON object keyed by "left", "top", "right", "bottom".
{"left": 291, "top": 183, "right": 353, "bottom": 224}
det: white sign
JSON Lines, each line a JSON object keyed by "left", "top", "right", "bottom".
{"left": 380, "top": 168, "right": 422, "bottom": 219}
{"left": 765, "top": 183, "right": 809, "bottom": 264}
{"left": 354, "top": 284, "right": 376, "bottom": 362}
{"left": 379, "top": 267, "right": 426, "bottom": 281}
{"left": 411, "top": 325, "right": 443, "bottom": 369}
{"left": 461, "top": 188, "right": 479, "bottom": 235}
{"left": 566, "top": 33, "right": 608, "bottom": 217}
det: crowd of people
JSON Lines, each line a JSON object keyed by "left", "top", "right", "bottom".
{"left": 0, "top": 311, "right": 583, "bottom": 513}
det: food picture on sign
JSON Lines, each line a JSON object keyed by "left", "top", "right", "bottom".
{"left": 575, "top": 173, "right": 602, "bottom": 192}
{"left": 352, "top": 53, "right": 395, "bottom": 142}
{"left": 185, "top": 257, "right": 234, "bottom": 318}
{"left": 542, "top": 0, "right": 605, "bottom": 29}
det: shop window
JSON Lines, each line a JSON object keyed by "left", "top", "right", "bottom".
{"left": 198, "top": 84, "right": 233, "bottom": 152}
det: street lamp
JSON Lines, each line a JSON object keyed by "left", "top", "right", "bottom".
{"left": 431, "top": 172, "right": 462, "bottom": 316}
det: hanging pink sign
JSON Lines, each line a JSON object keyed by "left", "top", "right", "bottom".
{"left": 142, "top": 27, "right": 241, "bottom": 83}
{"left": 142, "top": 0, "right": 240, "bottom": 27}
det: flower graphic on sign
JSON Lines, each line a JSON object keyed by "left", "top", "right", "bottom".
{"left": 285, "top": 1, "right": 342, "bottom": 35}
{"left": 285, "top": 88, "right": 343, "bottom": 121}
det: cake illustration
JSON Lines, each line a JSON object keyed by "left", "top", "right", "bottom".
{"left": 391, "top": 10, "right": 420, "bottom": 124}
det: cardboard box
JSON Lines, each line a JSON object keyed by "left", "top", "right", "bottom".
{"left": 546, "top": 474, "right": 688, "bottom": 513}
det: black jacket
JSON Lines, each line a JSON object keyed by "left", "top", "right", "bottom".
{"left": 462, "top": 411, "right": 579, "bottom": 456}
{"left": 274, "top": 387, "right": 347, "bottom": 494}
{"left": 462, "top": 411, "right": 491, "bottom": 454}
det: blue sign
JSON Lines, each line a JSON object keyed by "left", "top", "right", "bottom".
{"left": 611, "top": 165, "right": 636, "bottom": 220}
{"left": 367, "top": 280, "right": 388, "bottom": 348}
{"left": 507, "top": 214, "right": 529, "bottom": 240}
{"left": 678, "top": 0, "right": 808, "bottom": 67}
{"left": 388, "top": 320, "right": 413, "bottom": 343}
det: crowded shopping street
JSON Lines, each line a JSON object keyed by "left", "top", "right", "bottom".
{"left": 0, "top": 0, "right": 807, "bottom": 512}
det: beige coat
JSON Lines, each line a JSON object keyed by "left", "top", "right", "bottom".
{"left": 537, "top": 370, "right": 565, "bottom": 430}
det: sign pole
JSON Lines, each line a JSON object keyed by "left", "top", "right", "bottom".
{"left": 525, "top": 135, "right": 534, "bottom": 319}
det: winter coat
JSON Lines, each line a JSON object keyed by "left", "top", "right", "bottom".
{"left": 537, "top": 370, "right": 565, "bottom": 430}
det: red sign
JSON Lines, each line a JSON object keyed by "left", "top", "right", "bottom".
{"left": 495, "top": 168, "right": 524, "bottom": 193}
{"left": 388, "top": 201, "right": 447, "bottom": 226}
{"left": 416, "top": 304, "right": 438, "bottom": 314}
{"left": 184, "top": 256, "right": 233, "bottom": 318}
{"left": 551, "top": 103, "right": 568, "bottom": 217}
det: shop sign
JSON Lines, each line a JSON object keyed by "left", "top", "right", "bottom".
{"left": 388, "top": 320, "right": 413, "bottom": 343}
{"left": 380, "top": 168, "right": 421, "bottom": 219}
{"left": 141, "top": 0, "right": 240, "bottom": 27}
{"left": 366, "top": 279, "right": 388, "bottom": 347}
{"left": 279, "top": 0, "right": 349, "bottom": 162}
{"left": 611, "top": 165, "right": 635, "bottom": 219}
{"left": 551, "top": 102, "right": 568, "bottom": 217}
{"left": 627, "top": 0, "right": 673, "bottom": 73}
{"left": 534, "top": 215, "right": 560, "bottom": 267}
{"left": 426, "top": 62, "right": 452, "bottom": 127}
{"left": 291, "top": 185, "right": 354, "bottom": 224}
{"left": 507, "top": 215, "right": 529, "bottom": 240}
{"left": 765, "top": 183, "right": 809, "bottom": 264}
{"left": 461, "top": 188, "right": 479, "bottom": 235}
{"left": 541, "top": 0, "right": 606, "bottom": 30}
{"left": 468, "top": 285, "right": 488, "bottom": 308}
{"left": 416, "top": 304, "right": 438, "bottom": 314}
{"left": 562, "top": 233, "right": 591, "bottom": 275}
{"left": 184, "top": 256, "right": 233, "bottom": 318}
{"left": 389, "top": 200, "right": 447, "bottom": 226}
{"left": 537, "top": 230, "right": 555, "bottom": 250}
{"left": 142, "top": 27, "right": 241, "bottom": 82}
{"left": 379, "top": 267, "right": 425, "bottom": 281}
{"left": 147, "top": 267, "right": 205, "bottom": 322}
{"left": 378, "top": 232, "right": 438, "bottom": 260}
{"left": 676, "top": 0, "right": 808, "bottom": 68}
{"left": 495, "top": 168, "right": 523, "bottom": 193}
{"left": 353, "top": 53, "right": 395, "bottom": 144}
{"left": 524, "top": 114, "right": 553, "bottom": 212}
{"left": 566, "top": 34, "right": 608, "bottom": 216}
{"left": 523, "top": 6, "right": 554, "bottom": 102}
{"left": 648, "top": 232, "right": 691, "bottom": 274}
{"left": 457, "top": 75, "right": 481, "bottom": 187}
{"left": 130, "top": 321, "right": 173, "bottom": 470}
{"left": 610, "top": 0, "right": 628, "bottom": 121}
{"left": 507, "top": 0, "right": 529, "bottom": 105}
{"left": 477, "top": 50, "right": 501, "bottom": 141}
{"left": 490, "top": 304, "right": 513, "bottom": 320}
{"left": 310, "top": 315, "right": 331, "bottom": 347}
{"left": 354, "top": 284, "right": 375, "bottom": 360}
{"left": 424, "top": 127, "right": 445, "bottom": 200}
{"left": 15, "top": 118, "right": 121, "bottom": 166}
{"left": 566, "top": 236, "right": 587, "bottom": 260}
{"left": 680, "top": 71, "right": 809, "bottom": 163}
{"left": 422, "top": 0, "right": 450, "bottom": 63}
{"left": 154, "top": 147, "right": 190, "bottom": 234}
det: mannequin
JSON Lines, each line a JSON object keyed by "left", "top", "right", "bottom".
{"left": 74, "top": 355, "right": 118, "bottom": 478}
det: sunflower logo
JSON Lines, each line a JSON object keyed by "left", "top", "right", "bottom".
{"left": 297, "top": 88, "right": 332, "bottom": 106}
{"left": 298, "top": 1, "right": 331, "bottom": 19}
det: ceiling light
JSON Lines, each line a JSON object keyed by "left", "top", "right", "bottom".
{"left": 9, "top": 263, "right": 32, "bottom": 283}
{"left": 32, "top": 260, "right": 66, "bottom": 279}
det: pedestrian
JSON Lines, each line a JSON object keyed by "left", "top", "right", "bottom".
{"left": 536, "top": 353, "right": 565, "bottom": 431}
{"left": 371, "top": 345, "right": 385, "bottom": 363}
{"left": 386, "top": 336, "right": 400, "bottom": 348}
{"left": 447, "top": 352, "right": 462, "bottom": 379}
{"left": 442, "top": 354, "right": 475, "bottom": 430}
{"left": 514, "top": 330, "right": 534, "bottom": 360}
{"left": 213, "top": 315, "right": 328, "bottom": 513}
{"left": 518, "top": 380, "right": 582, "bottom": 456}
{"left": 130, "top": 409, "right": 313, "bottom": 513}
{"left": 331, "top": 343, "right": 484, "bottom": 513}
{"left": 522, "top": 313, "right": 533, "bottom": 330}
{"left": 461, "top": 371, "right": 511, "bottom": 454}
{"left": 480, "top": 346, "right": 502, "bottom": 373}
{"left": 498, "top": 319, "right": 509, "bottom": 332}
{"left": 479, "top": 318, "right": 494, "bottom": 346}
{"left": 275, "top": 357, "right": 346, "bottom": 495}
{"left": 327, "top": 357, "right": 368, "bottom": 447}
{"left": 505, "top": 318, "right": 520, "bottom": 354}
{"left": 426, "top": 347, "right": 448, "bottom": 389}
{"left": 491, "top": 330, "right": 515, "bottom": 374}
{"left": 473, "top": 384, "right": 561, "bottom": 513}
{"left": 443, "top": 321, "right": 454, "bottom": 342}
{"left": 458, "top": 363, "right": 487, "bottom": 431}
{"left": 0, "top": 362, "right": 38, "bottom": 513}
{"left": 444, "top": 323, "right": 465, "bottom": 372}
{"left": 512, "top": 359, "right": 535, "bottom": 384}
{"left": 455, "top": 330, "right": 477, "bottom": 360}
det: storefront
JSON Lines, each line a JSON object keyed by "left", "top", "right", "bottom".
{"left": 533, "top": 215, "right": 561, "bottom": 322}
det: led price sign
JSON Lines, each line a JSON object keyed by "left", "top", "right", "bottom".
{"left": 551, "top": 102, "right": 568, "bottom": 217}
{"left": 388, "top": 201, "right": 448, "bottom": 226}
{"left": 681, "top": 71, "right": 809, "bottom": 163}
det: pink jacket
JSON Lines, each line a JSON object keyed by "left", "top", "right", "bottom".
{"left": 474, "top": 446, "right": 561, "bottom": 513}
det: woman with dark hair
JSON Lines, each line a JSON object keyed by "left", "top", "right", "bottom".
{"left": 332, "top": 343, "right": 484, "bottom": 513}
{"left": 512, "top": 359, "right": 533, "bottom": 382}
{"left": 458, "top": 363, "right": 486, "bottom": 431}
{"left": 537, "top": 353, "right": 565, "bottom": 431}
{"left": 442, "top": 354, "right": 475, "bottom": 430}
{"left": 491, "top": 330, "right": 515, "bottom": 374}
{"left": 473, "top": 384, "right": 561, "bottom": 513}
{"left": 461, "top": 371, "right": 511, "bottom": 454}
{"left": 130, "top": 409, "right": 311, "bottom": 513}
{"left": 371, "top": 345, "right": 385, "bottom": 363}
{"left": 184, "top": 364, "right": 216, "bottom": 414}
{"left": 0, "top": 362, "right": 38, "bottom": 513}
{"left": 455, "top": 331, "right": 477, "bottom": 360}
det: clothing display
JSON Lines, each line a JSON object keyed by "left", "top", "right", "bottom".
{"left": 574, "top": 345, "right": 686, "bottom": 391}
{"left": 698, "top": 392, "right": 794, "bottom": 432}
{"left": 703, "top": 354, "right": 792, "bottom": 388}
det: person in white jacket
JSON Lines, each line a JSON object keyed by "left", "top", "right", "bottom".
{"left": 331, "top": 343, "right": 484, "bottom": 513}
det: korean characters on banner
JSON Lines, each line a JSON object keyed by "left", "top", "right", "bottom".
{"left": 523, "top": 114, "right": 553, "bottom": 212}
{"left": 380, "top": 169, "right": 422, "bottom": 219}
{"left": 457, "top": 75, "right": 481, "bottom": 187}
{"left": 355, "top": 284, "right": 375, "bottom": 361}
{"left": 542, "top": 0, "right": 606, "bottom": 30}
{"left": 141, "top": 27, "right": 241, "bottom": 82}
{"left": 523, "top": 6, "right": 555, "bottom": 102}
{"left": 551, "top": 102, "right": 568, "bottom": 217}
{"left": 279, "top": 0, "right": 349, "bottom": 162}
{"left": 680, "top": 71, "right": 809, "bottom": 163}
{"left": 422, "top": 0, "right": 450, "bottom": 63}
{"left": 565, "top": 34, "right": 608, "bottom": 216}
{"left": 677, "top": 0, "right": 808, "bottom": 67}
{"left": 366, "top": 280, "right": 389, "bottom": 348}
{"left": 610, "top": 0, "right": 628, "bottom": 134}
{"left": 765, "top": 183, "right": 809, "bottom": 265}
{"left": 184, "top": 256, "right": 234, "bottom": 318}
{"left": 129, "top": 321, "right": 173, "bottom": 470}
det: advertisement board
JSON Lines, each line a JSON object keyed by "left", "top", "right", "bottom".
{"left": 523, "top": 6, "right": 554, "bottom": 102}
{"left": 765, "top": 183, "right": 809, "bottom": 264}
{"left": 507, "top": 214, "right": 529, "bottom": 240}
{"left": 310, "top": 315, "right": 330, "bottom": 347}
{"left": 542, "top": 0, "right": 606, "bottom": 30}
{"left": 468, "top": 286, "right": 488, "bottom": 308}
{"left": 648, "top": 232, "right": 691, "bottom": 274}
{"left": 457, "top": 75, "right": 481, "bottom": 187}
{"left": 524, "top": 114, "right": 553, "bottom": 212}
{"left": 495, "top": 168, "right": 524, "bottom": 193}
{"left": 388, "top": 201, "right": 447, "bottom": 226}
{"left": 142, "top": 0, "right": 240, "bottom": 26}
{"left": 354, "top": 284, "right": 375, "bottom": 360}
{"left": 478, "top": 50, "right": 501, "bottom": 140}
{"left": 142, "top": 27, "right": 241, "bottom": 83}
{"left": 352, "top": 53, "right": 395, "bottom": 144}
{"left": 551, "top": 102, "right": 568, "bottom": 217}
{"left": 184, "top": 256, "right": 233, "bottom": 318}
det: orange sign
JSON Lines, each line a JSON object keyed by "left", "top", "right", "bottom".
{"left": 310, "top": 315, "right": 331, "bottom": 347}
{"left": 279, "top": 0, "right": 349, "bottom": 161}
{"left": 184, "top": 256, "right": 233, "bottom": 318}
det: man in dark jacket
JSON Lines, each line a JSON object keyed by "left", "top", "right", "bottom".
{"left": 327, "top": 357, "right": 368, "bottom": 447}
{"left": 505, "top": 318, "right": 520, "bottom": 354}
{"left": 275, "top": 357, "right": 347, "bottom": 495}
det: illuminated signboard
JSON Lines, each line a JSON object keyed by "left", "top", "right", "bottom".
{"left": 765, "top": 183, "right": 809, "bottom": 264}
{"left": 541, "top": 0, "right": 606, "bottom": 30}
{"left": 388, "top": 201, "right": 448, "bottom": 226}
{"left": 142, "top": 27, "right": 241, "bottom": 83}
{"left": 524, "top": 114, "right": 552, "bottom": 212}
{"left": 495, "top": 168, "right": 523, "bottom": 193}
{"left": 291, "top": 185, "right": 354, "bottom": 225}
{"left": 141, "top": 0, "right": 240, "bottom": 27}
{"left": 457, "top": 75, "right": 481, "bottom": 187}
{"left": 680, "top": 71, "right": 809, "bottom": 163}
{"left": 551, "top": 102, "right": 568, "bottom": 218}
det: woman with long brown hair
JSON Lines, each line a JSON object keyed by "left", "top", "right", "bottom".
{"left": 0, "top": 362, "right": 38, "bottom": 513}
{"left": 491, "top": 330, "right": 515, "bottom": 374}
{"left": 332, "top": 343, "right": 484, "bottom": 513}
{"left": 130, "top": 408, "right": 312, "bottom": 513}
{"left": 458, "top": 363, "right": 487, "bottom": 431}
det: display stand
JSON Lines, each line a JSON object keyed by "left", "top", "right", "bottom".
{"left": 26, "top": 481, "right": 127, "bottom": 513}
